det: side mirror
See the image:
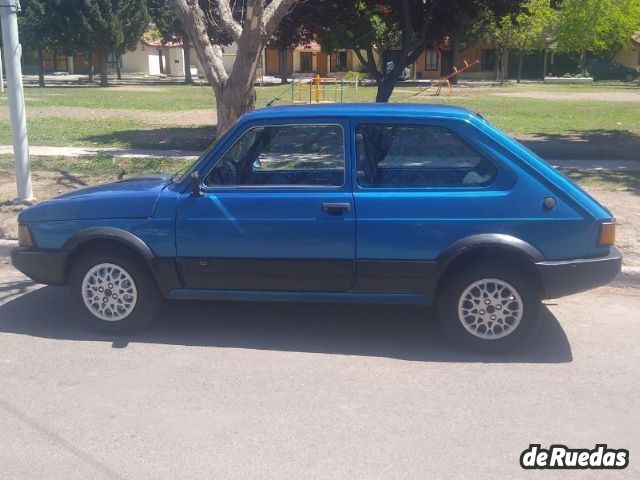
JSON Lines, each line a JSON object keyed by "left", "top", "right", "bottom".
{"left": 190, "top": 171, "right": 203, "bottom": 197}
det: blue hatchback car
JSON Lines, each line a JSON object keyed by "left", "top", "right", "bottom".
{"left": 12, "top": 104, "right": 621, "bottom": 352}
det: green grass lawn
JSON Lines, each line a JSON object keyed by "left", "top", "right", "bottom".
{"left": 0, "top": 81, "right": 638, "bottom": 149}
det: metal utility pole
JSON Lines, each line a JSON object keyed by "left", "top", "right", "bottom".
{"left": 0, "top": 0, "right": 33, "bottom": 202}
{"left": 0, "top": 44, "right": 5, "bottom": 93}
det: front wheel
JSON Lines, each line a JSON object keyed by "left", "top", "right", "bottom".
{"left": 69, "top": 246, "right": 160, "bottom": 333}
{"left": 437, "top": 263, "right": 542, "bottom": 354}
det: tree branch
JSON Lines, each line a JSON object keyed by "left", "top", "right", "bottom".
{"left": 215, "top": 0, "right": 242, "bottom": 42}
{"left": 263, "top": 0, "right": 299, "bottom": 38}
{"left": 171, "top": 0, "right": 228, "bottom": 88}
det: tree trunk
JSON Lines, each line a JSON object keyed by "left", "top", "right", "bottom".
{"left": 184, "top": 37, "right": 193, "bottom": 84}
{"left": 542, "top": 49, "right": 548, "bottom": 78}
{"left": 37, "top": 46, "right": 45, "bottom": 87}
{"left": 158, "top": 50, "right": 164, "bottom": 74}
{"left": 99, "top": 53, "right": 108, "bottom": 87}
{"left": 88, "top": 53, "right": 94, "bottom": 82}
{"left": 517, "top": 50, "right": 523, "bottom": 83}
{"left": 171, "top": 0, "right": 299, "bottom": 137}
{"left": 499, "top": 47, "right": 507, "bottom": 84}
{"left": 449, "top": 37, "right": 460, "bottom": 85}
{"left": 116, "top": 54, "right": 122, "bottom": 80}
{"left": 279, "top": 48, "right": 289, "bottom": 84}
{"left": 375, "top": 77, "right": 396, "bottom": 102}
{"left": 580, "top": 50, "right": 587, "bottom": 75}
{"left": 216, "top": 82, "right": 257, "bottom": 137}
{"left": 164, "top": 47, "right": 172, "bottom": 76}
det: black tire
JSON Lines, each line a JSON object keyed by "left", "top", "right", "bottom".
{"left": 623, "top": 73, "right": 634, "bottom": 83}
{"left": 437, "top": 262, "right": 542, "bottom": 354}
{"left": 69, "top": 245, "right": 160, "bottom": 334}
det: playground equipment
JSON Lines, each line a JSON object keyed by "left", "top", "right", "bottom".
{"left": 293, "top": 75, "right": 344, "bottom": 103}
{"left": 413, "top": 59, "right": 480, "bottom": 97}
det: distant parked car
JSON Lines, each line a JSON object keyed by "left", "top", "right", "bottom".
{"left": 587, "top": 59, "right": 639, "bottom": 82}
{"left": 11, "top": 104, "right": 622, "bottom": 353}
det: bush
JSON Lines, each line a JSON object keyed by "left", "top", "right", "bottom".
{"left": 343, "top": 71, "right": 367, "bottom": 82}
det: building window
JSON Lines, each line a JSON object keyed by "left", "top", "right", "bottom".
{"left": 300, "top": 52, "right": 313, "bottom": 73}
{"left": 425, "top": 49, "right": 439, "bottom": 71}
{"left": 334, "top": 51, "right": 348, "bottom": 72}
{"left": 481, "top": 49, "right": 496, "bottom": 71}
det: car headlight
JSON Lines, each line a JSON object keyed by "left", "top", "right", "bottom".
{"left": 18, "top": 224, "right": 35, "bottom": 247}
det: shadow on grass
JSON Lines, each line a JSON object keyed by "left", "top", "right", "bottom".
{"left": 517, "top": 129, "right": 640, "bottom": 161}
{"left": 0, "top": 285, "right": 572, "bottom": 364}
{"left": 83, "top": 126, "right": 216, "bottom": 151}
{"left": 563, "top": 169, "right": 640, "bottom": 194}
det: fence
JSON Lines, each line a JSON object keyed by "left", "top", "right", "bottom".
{"left": 292, "top": 75, "right": 344, "bottom": 103}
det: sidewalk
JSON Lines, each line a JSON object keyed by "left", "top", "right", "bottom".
{"left": 1, "top": 145, "right": 639, "bottom": 171}
{"left": 0, "top": 145, "right": 200, "bottom": 160}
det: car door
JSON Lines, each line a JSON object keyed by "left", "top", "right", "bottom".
{"left": 351, "top": 118, "right": 514, "bottom": 295}
{"left": 176, "top": 119, "right": 355, "bottom": 292}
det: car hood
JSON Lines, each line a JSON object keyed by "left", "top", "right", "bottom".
{"left": 19, "top": 175, "right": 172, "bottom": 223}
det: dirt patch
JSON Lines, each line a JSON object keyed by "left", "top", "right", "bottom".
{"left": 0, "top": 106, "right": 216, "bottom": 127}
{"left": 109, "top": 85, "right": 167, "bottom": 93}
{"left": 0, "top": 170, "right": 109, "bottom": 240}
{"left": 493, "top": 91, "right": 640, "bottom": 102}
{"left": 583, "top": 188, "right": 640, "bottom": 267}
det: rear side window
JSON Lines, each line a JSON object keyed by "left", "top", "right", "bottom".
{"left": 204, "top": 124, "right": 344, "bottom": 187}
{"left": 355, "top": 124, "right": 497, "bottom": 188}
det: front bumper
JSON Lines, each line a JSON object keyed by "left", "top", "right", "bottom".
{"left": 536, "top": 247, "right": 622, "bottom": 299}
{"left": 11, "top": 247, "right": 68, "bottom": 285}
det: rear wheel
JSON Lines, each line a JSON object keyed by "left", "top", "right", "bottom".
{"left": 69, "top": 245, "right": 160, "bottom": 333}
{"left": 437, "top": 262, "right": 542, "bottom": 354}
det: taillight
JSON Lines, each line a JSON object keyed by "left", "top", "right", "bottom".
{"left": 598, "top": 222, "right": 616, "bottom": 246}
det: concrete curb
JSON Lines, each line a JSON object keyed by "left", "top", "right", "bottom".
{"left": 0, "top": 238, "right": 638, "bottom": 288}
{"left": 0, "top": 239, "right": 17, "bottom": 258}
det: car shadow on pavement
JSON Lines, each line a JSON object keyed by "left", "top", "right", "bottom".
{"left": 0, "top": 285, "right": 572, "bottom": 363}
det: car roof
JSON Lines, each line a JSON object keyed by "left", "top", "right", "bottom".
{"left": 242, "top": 103, "right": 474, "bottom": 122}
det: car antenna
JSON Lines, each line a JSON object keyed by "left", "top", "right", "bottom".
{"left": 265, "top": 83, "right": 293, "bottom": 107}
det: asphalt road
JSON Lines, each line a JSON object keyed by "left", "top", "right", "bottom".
{"left": 0, "top": 261, "right": 638, "bottom": 479}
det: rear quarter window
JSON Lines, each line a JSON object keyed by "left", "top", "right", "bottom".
{"left": 356, "top": 124, "right": 497, "bottom": 188}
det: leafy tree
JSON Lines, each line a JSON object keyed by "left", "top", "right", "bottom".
{"left": 556, "top": 0, "right": 640, "bottom": 74}
{"left": 171, "top": 0, "right": 300, "bottom": 136}
{"left": 70, "top": 0, "right": 150, "bottom": 87}
{"left": 312, "top": 0, "right": 526, "bottom": 102}
{"left": 511, "top": 0, "right": 557, "bottom": 81}
{"left": 481, "top": 0, "right": 557, "bottom": 82}
{"left": 267, "top": 8, "right": 316, "bottom": 84}
{"left": 18, "top": 0, "right": 73, "bottom": 87}
{"left": 148, "top": 0, "right": 193, "bottom": 83}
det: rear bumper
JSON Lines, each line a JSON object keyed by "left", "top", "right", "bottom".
{"left": 11, "top": 247, "right": 68, "bottom": 285}
{"left": 536, "top": 247, "right": 622, "bottom": 299}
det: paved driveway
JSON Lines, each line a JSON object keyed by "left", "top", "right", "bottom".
{"left": 0, "top": 263, "right": 638, "bottom": 479}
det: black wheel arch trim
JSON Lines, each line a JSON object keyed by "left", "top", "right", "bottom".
{"left": 63, "top": 227, "right": 155, "bottom": 261}
{"left": 436, "top": 234, "right": 544, "bottom": 274}
{"left": 62, "top": 227, "right": 181, "bottom": 293}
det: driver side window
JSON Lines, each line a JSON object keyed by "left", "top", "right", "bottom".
{"left": 204, "top": 124, "right": 345, "bottom": 187}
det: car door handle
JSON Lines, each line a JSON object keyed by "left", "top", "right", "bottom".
{"left": 322, "top": 202, "right": 351, "bottom": 214}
